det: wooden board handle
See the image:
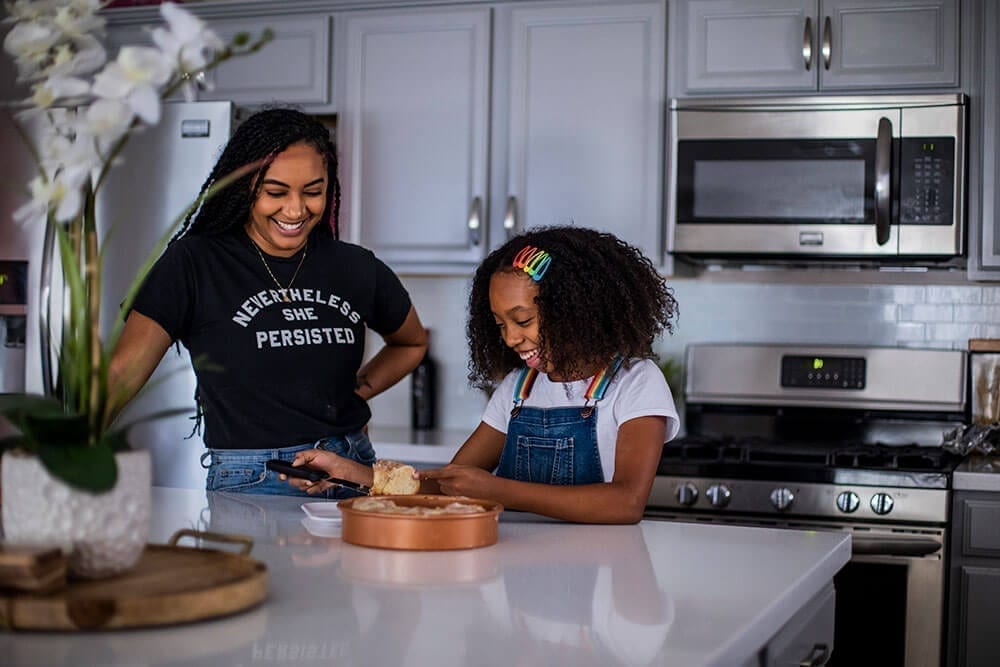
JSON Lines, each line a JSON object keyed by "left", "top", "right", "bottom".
{"left": 168, "top": 529, "right": 254, "bottom": 556}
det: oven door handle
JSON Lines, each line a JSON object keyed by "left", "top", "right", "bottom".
{"left": 852, "top": 536, "right": 941, "bottom": 557}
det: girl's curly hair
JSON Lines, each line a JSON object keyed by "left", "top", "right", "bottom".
{"left": 467, "top": 226, "right": 678, "bottom": 389}
{"left": 175, "top": 107, "right": 340, "bottom": 241}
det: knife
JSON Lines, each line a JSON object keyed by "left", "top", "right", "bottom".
{"left": 325, "top": 477, "right": 371, "bottom": 495}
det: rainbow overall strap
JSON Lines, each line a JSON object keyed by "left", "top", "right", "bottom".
{"left": 510, "top": 355, "right": 624, "bottom": 418}
{"left": 510, "top": 367, "right": 540, "bottom": 417}
{"left": 581, "top": 355, "right": 624, "bottom": 418}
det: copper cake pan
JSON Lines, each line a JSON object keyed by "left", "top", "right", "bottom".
{"left": 337, "top": 495, "right": 503, "bottom": 550}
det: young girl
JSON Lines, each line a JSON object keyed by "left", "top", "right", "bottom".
{"left": 287, "top": 226, "right": 679, "bottom": 522}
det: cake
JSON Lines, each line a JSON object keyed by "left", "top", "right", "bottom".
{"left": 371, "top": 459, "right": 420, "bottom": 495}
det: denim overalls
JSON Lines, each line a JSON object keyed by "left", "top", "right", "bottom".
{"left": 200, "top": 430, "right": 375, "bottom": 498}
{"left": 495, "top": 357, "right": 623, "bottom": 485}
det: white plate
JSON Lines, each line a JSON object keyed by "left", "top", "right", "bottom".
{"left": 301, "top": 502, "right": 343, "bottom": 523}
{"left": 301, "top": 517, "right": 341, "bottom": 538}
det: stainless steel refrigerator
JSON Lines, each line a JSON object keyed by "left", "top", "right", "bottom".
{"left": 95, "top": 100, "right": 234, "bottom": 489}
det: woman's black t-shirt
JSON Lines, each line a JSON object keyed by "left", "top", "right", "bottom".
{"left": 131, "top": 231, "right": 412, "bottom": 449}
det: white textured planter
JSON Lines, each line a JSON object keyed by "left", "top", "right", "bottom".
{"left": 1, "top": 449, "right": 151, "bottom": 579}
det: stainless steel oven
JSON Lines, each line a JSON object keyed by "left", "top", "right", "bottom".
{"left": 646, "top": 344, "right": 968, "bottom": 667}
{"left": 668, "top": 95, "right": 967, "bottom": 262}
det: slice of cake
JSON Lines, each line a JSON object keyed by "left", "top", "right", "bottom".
{"left": 371, "top": 459, "right": 419, "bottom": 495}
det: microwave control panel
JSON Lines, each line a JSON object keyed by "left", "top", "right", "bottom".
{"left": 898, "top": 137, "right": 955, "bottom": 225}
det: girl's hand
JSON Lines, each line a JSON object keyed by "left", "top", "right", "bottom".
{"left": 418, "top": 464, "right": 494, "bottom": 498}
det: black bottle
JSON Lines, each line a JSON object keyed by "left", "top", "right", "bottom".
{"left": 411, "top": 329, "right": 437, "bottom": 430}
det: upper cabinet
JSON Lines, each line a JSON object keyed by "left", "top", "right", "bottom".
{"left": 672, "top": 0, "right": 959, "bottom": 96}
{"left": 198, "top": 15, "right": 331, "bottom": 107}
{"left": 336, "top": 1, "right": 666, "bottom": 271}
{"left": 103, "top": 11, "right": 333, "bottom": 111}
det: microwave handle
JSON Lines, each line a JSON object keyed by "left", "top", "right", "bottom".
{"left": 875, "top": 117, "right": 892, "bottom": 246}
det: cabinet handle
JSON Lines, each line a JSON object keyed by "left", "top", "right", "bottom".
{"left": 503, "top": 196, "right": 518, "bottom": 240}
{"left": 467, "top": 196, "right": 482, "bottom": 246}
{"left": 821, "top": 15, "right": 832, "bottom": 70}
{"left": 874, "top": 117, "right": 892, "bottom": 246}
{"left": 798, "top": 643, "right": 830, "bottom": 666}
{"left": 802, "top": 17, "right": 813, "bottom": 71}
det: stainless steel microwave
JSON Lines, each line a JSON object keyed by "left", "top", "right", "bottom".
{"left": 667, "top": 94, "right": 967, "bottom": 262}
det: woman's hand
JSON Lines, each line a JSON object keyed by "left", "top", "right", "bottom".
{"left": 418, "top": 464, "right": 496, "bottom": 498}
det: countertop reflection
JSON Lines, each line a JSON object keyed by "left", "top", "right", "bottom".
{"left": 1, "top": 487, "right": 848, "bottom": 667}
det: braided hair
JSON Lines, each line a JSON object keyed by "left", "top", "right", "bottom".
{"left": 466, "top": 226, "right": 678, "bottom": 390}
{"left": 175, "top": 108, "right": 340, "bottom": 437}
{"left": 175, "top": 107, "right": 340, "bottom": 241}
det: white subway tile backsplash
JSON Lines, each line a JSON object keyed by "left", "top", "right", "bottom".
{"left": 370, "top": 275, "right": 1000, "bottom": 432}
{"left": 898, "top": 304, "right": 955, "bottom": 322}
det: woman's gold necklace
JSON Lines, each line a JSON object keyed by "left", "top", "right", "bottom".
{"left": 249, "top": 238, "right": 307, "bottom": 303}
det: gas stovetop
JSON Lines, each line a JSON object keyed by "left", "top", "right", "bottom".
{"left": 658, "top": 436, "right": 965, "bottom": 489}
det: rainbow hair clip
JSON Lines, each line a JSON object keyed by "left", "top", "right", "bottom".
{"left": 512, "top": 245, "right": 552, "bottom": 282}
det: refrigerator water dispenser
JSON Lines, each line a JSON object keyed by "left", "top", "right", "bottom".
{"left": 0, "top": 260, "right": 28, "bottom": 394}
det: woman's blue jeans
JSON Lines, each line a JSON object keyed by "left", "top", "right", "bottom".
{"left": 201, "top": 431, "right": 375, "bottom": 498}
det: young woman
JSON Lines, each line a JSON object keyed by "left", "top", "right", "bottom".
{"left": 109, "top": 108, "right": 427, "bottom": 497}
{"left": 287, "top": 226, "right": 679, "bottom": 523}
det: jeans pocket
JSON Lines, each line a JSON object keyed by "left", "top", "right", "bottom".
{"left": 515, "top": 436, "right": 575, "bottom": 485}
{"left": 318, "top": 432, "right": 376, "bottom": 465}
{"left": 207, "top": 460, "right": 267, "bottom": 493}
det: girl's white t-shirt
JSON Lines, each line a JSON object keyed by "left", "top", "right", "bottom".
{"left": 481, "top": 358, "right": 680, "bottom": 480}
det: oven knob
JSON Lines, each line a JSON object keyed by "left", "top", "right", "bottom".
{"left": 836, "top": 491, "right": 860, "bottom": 514}
{"left": 676, "top": 483, "right": 699, "bottom": 507}
{"left": 770, "top": 487, "right": 795, "bottom": 511}
{"left": 706, "top": 484, "right": 732, "bottom": 508}
{"left": 870, "top": 492, "right": 894, "bottom": 515}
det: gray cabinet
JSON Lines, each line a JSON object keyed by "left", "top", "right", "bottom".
{"left": 335, "top": 7, "right": 491, "bottom": 267}
{"left": 969, "top": 0, "right": 1000, "bottom": 277}
{"left": 104, "top": 10, "right": 332, "bottom": 110}
{"left": 336, "top": 1, "right": 666, "bottom": 271}
{"left": 672, "top": 0, "right": 959, "bottom": 95}
{"left": 947, "top": 492, "right": 1000, "bottom": 666}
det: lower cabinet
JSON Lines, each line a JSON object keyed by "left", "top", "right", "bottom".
{"left": 947, "top": 491, "right": 1000, "bottom": 667}
{"left": 746, "top": 583, "right": 835, "bottom": 667}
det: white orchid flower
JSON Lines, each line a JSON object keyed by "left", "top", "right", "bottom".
{"left": 91, "top": 46, "right": 173, "bottom": 125}
{"left": 46, "top": 34, "right": 106, "bottom": 78}
{"left": 12, "top": 167, "right": 88, "bottom": 225}
{"left": 29, "top": 74, "right": 90, "bottom": 108}
{"left": 4, "top": 1, "right": 60, "bottom": 23}
{"left": 52, "top": 1, "right": 105, "bottom": 40}
{"left": 152, "top": 2, "right": 225, "bottom": 74}
{"left": 84, "top": 98, "right": 135, "bottom": 155}
{"left": 3, "top": 20, "right": 60, "bottom": 80}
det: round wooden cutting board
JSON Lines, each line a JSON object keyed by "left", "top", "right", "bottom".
{"left": 0, "top": 532, "right": 267, "bottom": 631}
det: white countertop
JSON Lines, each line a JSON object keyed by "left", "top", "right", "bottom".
{"left": 954, "top": 455, "right": 1000, "bottom": 491}
{"left": 1, "top": 487, "right": 850, "bottom": 667}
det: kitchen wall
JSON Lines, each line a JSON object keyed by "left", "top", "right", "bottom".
{"left": 372, "top": 271, "right": 1000, "bottom": 435}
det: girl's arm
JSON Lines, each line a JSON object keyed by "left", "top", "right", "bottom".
{"left": 353, "top": 306, "right": 427, "bottom": 400}
{"left": 421, "top": 415, "right": 667, "bottom": 524}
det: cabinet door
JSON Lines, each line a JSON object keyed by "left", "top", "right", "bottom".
{"left": 674, "top": 0, "right": 818, "bottom": 94}
{"left": 501, "top": 1, "right": 665, "bottom": 263}
{"left": 972, "top": 0, "right": 1000, "bottom": 275}
{"left": 201, "top": 15, "right": 331, "bottom": 106}
{"left": 820, "top": 0, "right": 958, "bottom": 90}
{"left": 957, "top": 567, "right": 1000, "bottom": 667}
{"left": 337, "top": 8, "right": 490, "bottom": 267}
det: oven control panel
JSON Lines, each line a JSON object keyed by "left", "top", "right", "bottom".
{"left": 781, "top": 355, "right": 866, "bottom": 389}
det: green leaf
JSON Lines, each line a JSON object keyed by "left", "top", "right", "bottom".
{"left": 38, "top": 441, "right": 118, "bottom": 493}
{"left": 232, "top": 32, "right": 249, "bottom": 46}
{"left": 22, "top": 411, "right": 89, "bottom": 448}
{"left": 100, "top": 429, "right": 131, "bottom": 454}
